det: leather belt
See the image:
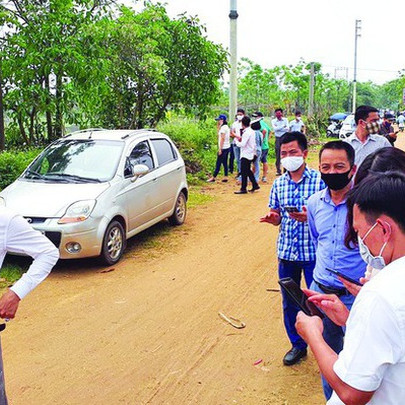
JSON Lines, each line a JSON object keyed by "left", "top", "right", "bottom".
{"left": 315, "top": 281, "right": 350, "bottom": 297}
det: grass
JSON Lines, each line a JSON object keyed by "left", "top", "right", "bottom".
{"left": 0, "top": 261, "right": 25, "bottom": 292}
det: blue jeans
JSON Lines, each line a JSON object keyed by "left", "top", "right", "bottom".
{"left": 310, "top": 281, "right": 355, "bottom": 400}
{"left": 278, "top": 259, "right": 315, "bottom": 350}
{"left": 213, "top": 148, "right": 231, "bottom": 177}
{"left": 233, "top": 143, "right": 241, "bottom": 175}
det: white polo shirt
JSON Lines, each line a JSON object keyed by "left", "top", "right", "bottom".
{"left": 327, "top": 255, "right": 405, "bottom": 404}
{"left": 0, "top": 208, "right": 59, "bottom": 299}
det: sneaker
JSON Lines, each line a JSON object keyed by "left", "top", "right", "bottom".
{"left": 276, "top": 172, "right": 282, "bottom": 176}
{"left": 206, "top": 177, "right": 215, "bottom": 183}
{"left": 234, "top": 190, "right": 247, "bottom": 194}
{"left": 262, "top": 176, "right": 267, "bottom": 183}
{"left": 249, "top": 186, "right": 260, "bottom": 192}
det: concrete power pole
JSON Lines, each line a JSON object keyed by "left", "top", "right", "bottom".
{"left": 308, "top": 62, "right": 315, "bottom": 117}
{"left": 229, "top": 0, "right": 238, "bottom": 120}
{"left": 352, "top": 19, "right": 361, "bottom": 113}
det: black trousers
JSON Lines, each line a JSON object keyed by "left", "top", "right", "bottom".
{"left": 240, "top": 157, "right": 258, "bottom": 191}
{"left": 213, "top": 148, "right": 231, "bottom": 177}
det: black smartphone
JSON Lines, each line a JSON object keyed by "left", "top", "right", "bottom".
{"left": 284, "top": 206, "right": 299, "bottom": 213}
{"left": 278, "top": 277, "right": 324, "bottom": 318}
{"left": 326, "top": 268, "right": 362, "bottom": 286}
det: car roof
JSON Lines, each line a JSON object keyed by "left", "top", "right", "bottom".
{"left": 63, "top": 128, "right": 168, "bottom": 142}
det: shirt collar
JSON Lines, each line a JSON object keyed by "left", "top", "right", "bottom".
{"left": 319, "top": 185, "right": 351, "bottom": 206}
{"left": 285, "top": 164, "right": 311, "bottom": 183}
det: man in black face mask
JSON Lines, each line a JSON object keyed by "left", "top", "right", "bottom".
{"left": 306, "top": 141, "right": 367, "bottom": 401}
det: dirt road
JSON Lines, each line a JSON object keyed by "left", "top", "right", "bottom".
{"left": 5, "top": 168, "right": 327, "bottom": 404}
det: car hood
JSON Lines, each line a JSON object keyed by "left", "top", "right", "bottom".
{"left": 0, "top": 180, "right": 110, "bottom": 217}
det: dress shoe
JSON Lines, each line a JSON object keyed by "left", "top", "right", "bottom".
{"left": 283, "top": 347, "right": 307, "bottom": 366}
{"left": 234, "top": 190, "right": 247, "bottom": 194}
{"left": 249, "top": 186, "right": 260, "bottom": 192}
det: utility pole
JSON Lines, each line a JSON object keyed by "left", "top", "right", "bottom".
{"left": 308, "top": 62, "right": 315, "bottom": 117}
{"left": 229, "top": 0, "right": 238, "bottom": 120}
{"left": 352, "top": 19, "right": 361, "bottom": 113}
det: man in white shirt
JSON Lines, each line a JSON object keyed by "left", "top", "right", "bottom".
{"left": 289, "top": 111, "right": 305, "bottom": 133}
{"left": 296, "top": 171, "right": 405, "bottom": 405}
{"left": 230, "top": 108, "right": 245, "bottom": 180}
{"left": 0, "top": 207, "right": 59, "bottom": 403}
{"left": 271, "top": 108, "right": 289, "bottom": 176}
{"left": 344, "top": 105, "right": 391, "bottom": 167}
{"left": 232, "top": 116, "right": 260, "bottom": 194}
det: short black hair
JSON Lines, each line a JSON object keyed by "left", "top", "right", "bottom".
{"left": 319, "top": 141, "right": 355, "bottom": 167}
{"left": 347, "top": 171, "right": 405, "bottom": 233}
{"left": 241, "top": 115, "right": 251, "bottom": 127}
{"left": 237, "top": 108, "right": 245, "bottom": 114}
{"left": 345, "top": 147, "right": 405, "bottom": 248}
{"left": 280, "top": 131, "right": 307, "bottom": 151}
{"left": 275, "top": 108, "right": 283, "bottom": 113}
{"left": 354, "top": 105, "right": 379, "bottom": 125}
{"left": 251, "top": 120, "right": 261, "bottom": 130}
{"left": 295, "top": 111, "right": 302, "bottom": 115}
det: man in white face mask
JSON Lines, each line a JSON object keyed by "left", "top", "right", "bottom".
{"left": 260, "top": 132, "right": 325, "bottom": 366}
{"left": 296, "top": 171, "right": 405, "bottom": 405}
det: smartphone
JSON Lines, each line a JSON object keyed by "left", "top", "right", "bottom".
{"left": 284, "top": 206, "right": 299, "bottom": 213}
{"left": 326, "top": 268, "right": 362, "bottom": 286}
{"left": 278, "top": 277, "right": 324, "bottom": 318}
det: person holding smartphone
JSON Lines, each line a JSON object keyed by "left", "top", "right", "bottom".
{"left": 380, "top": 113, "right": 398, "bottom": 146}
{"left": 306, "top": 141, "right": 367, "bottom": 400}
{"left": 297, "top": 171, "right": 405, "bottom": 405}
{"left": 260, "top": 132, "right": 325, "bottom": 366}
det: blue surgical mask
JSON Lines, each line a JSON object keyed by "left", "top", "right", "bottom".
{"left": 358, "top": 222, "right": 389, "bottom": 270}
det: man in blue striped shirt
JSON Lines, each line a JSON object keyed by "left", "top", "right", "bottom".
{"left": 261, "top": 132, "right": 325, "bottom": 366}
{"left": 307, "top": 140, "right": 367, "bottom": 400}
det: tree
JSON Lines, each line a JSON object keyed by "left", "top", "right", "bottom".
{"left": 0, "top": 0, "right": 113, "bottom": 144}
{"left": 98, "top": 4, "right": 228, "bottom": 129}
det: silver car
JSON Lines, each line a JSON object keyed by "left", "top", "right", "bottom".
{"left": 0, "top": 129, "right": 188, "bottom": 264}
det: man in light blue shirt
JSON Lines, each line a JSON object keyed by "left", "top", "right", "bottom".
{"left": 271, "top": 108, "right": 289, "bottom": 175}
{"left": 344, "top": 105, "right": 391, "bottom": 167}
{"left": 307, "top": 140, "right": 366, "bottom": 401}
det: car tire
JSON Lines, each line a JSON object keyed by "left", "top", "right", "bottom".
{"left": 100, "top": 220, "right": 126, "bottom": 265}
{"left": 168, "top": 192, "right": 187, "bottom": 226}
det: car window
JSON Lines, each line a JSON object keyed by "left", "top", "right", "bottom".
{"left": 126, "top": 141, "right": 154, "bottom": 176}
{"left": 151, "top": 139, "right": 177, "bottom": 166}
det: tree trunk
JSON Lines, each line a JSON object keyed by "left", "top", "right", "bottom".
{"left": 17, "top": 111, "right": 30, "bottom": 145}
{"left": 54, "top": 73, "right": 63, "bottom": 138}
{"left": 0, "top": 65, "right": 5, "bottom": 151}
{"left": 44, "top": 75, "right": 53, "bottom": 140}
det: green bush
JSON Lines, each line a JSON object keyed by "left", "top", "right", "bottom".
{"left": 157, "top": 117, "right": 218, "bottom": 183}
{"left": 0, "top": 148, "right": 42, "bottom": 190}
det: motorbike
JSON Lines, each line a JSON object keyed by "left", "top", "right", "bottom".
{"left": 326, "top": 120, "right": 342, "bottom": 138}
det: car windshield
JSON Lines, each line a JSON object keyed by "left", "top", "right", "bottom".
{"left": 22, "top": 139, "right": 124, "bottom": 183}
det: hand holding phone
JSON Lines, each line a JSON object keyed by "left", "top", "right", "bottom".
{"left": 278, "top": 277, "right": 324, "bottom": 318}
{"left": 326, "top": 268, "right": 362, "bottom": 286}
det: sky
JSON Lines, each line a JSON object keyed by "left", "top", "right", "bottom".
{"left": 123, "top": 0, "right": 405, "bottom": 85}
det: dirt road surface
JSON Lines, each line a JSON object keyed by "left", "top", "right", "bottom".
{"left": 4, "top": 157, "right": 347, "bottom": 405}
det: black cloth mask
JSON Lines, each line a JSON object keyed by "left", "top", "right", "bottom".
{"left": 321, "top": 169, "right": 352, "bottom": 191}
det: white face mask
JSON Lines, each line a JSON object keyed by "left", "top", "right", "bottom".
{"left": 358, "top": 222, "right": 389, "bottom": 270}
{"left": 281, "top": 156, "right": 304, "bottom": 172}
{"left": 236, "top": 115, "right": 243, "bottom": 121}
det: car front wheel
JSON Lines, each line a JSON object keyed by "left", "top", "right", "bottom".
{"left": 100, "top": 220, "right": 125, "bottom": 265}
{"left": 168, "top": 192, "right": 187, "bottom": 226}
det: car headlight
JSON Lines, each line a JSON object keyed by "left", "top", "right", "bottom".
{"left": 58, "top": 200, "right": 96, "bottom": 224}
{"left": 0, "top": 197, "right": 5, "bottom": 207}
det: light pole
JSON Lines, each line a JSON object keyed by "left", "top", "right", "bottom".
{"left": 229, "top": 0, "right": 238, "bottom": 120}
{"left": 352, "top": 19, "right": 361, "bottom": 113}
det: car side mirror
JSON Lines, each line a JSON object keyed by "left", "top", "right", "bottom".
{"left": 131, "top": 164, "right": 149, "bottom": 181}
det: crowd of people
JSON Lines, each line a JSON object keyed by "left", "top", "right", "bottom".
{"left": 207, "top": 107, "right": 307, "bottom": 193}
{"left": 258, "top": 105, "right": 405, "bottom": 404}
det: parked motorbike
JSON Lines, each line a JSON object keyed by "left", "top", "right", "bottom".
{"left": 326, "top": 120, "right": 342, "bottom": 138}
